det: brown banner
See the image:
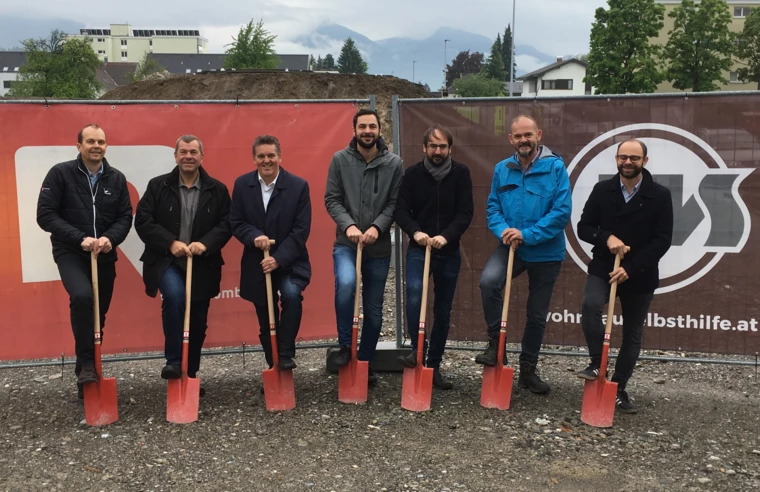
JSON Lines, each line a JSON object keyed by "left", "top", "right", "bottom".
{"left": 397, "top": 94, "right": 760, "bottom": 355}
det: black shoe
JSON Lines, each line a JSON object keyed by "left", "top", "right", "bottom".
{"left": 278, "top": 356, "right": 297, "bottom": 371}
{"left": 398, "top": 349, "right": 417, "bottom": 368}
{"left": 432, "top": 369, "right": 453, "bottom": 390}
{"left": 616, "top": 389, "right": 638, "bottom": 414}
{"left": 334, "top": 346, "right": 351, "bottom": 367}
{"left": 367, "top": 368, "right": 378, "bottom": 386}
{"left": 77, "top": 366, "right": 99, "bottom": 385}
{"left": 199, "top": 386, "right": 206, "bottom": 398}
{"left": 160, "top": 364, "right": 181, "bottom": 380}
{"left": 518, "top": 361, "right": 550, "bottom": 394}
{"left": 475, "top": 337, "right": 501, "bottom": 366}
{"left": 77, "top": 383, "right": 84, "bottom": 400}
{"left": 577, "top": 362, "right": 601, "bottom": 381}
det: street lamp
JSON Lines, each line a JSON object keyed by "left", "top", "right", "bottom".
{"left": 509, "top": 0, "right": 516, "bottom": 97}
{"left": 444, "top": 39, "right": 450, "bottom": 88}
{"left": 413, "top": 60, "right": 417, "bottom": 83}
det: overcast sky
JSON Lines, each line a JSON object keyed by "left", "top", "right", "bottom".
{"left": 2, "top": 0, "right": 608, "bottom": 56}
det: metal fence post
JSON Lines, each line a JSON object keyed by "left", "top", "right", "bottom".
{"left": 369, "top": 94, "right": 376, "bottom": 110}
{"left": 392, "top": 95, "right": 404, "bottom": 348}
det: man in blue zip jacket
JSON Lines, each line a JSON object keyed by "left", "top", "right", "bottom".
{"left": 476, "top": 115, "right": 572, "bottom": 394}
{"left": 394, "top": 125, "right": 473, "bottom": 390}
{"left": 36, "top": 124, "right": 133, "bottom": 395}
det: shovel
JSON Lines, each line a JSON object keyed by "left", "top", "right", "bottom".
{"left": 338, "top": 243, "right": 369, "bottom": 404}
{"left": 83, "top": 251, "right": 119, "bottom": 426}
{"left": 480, "top": 244, "right": 516, "bottom": 410}
{"left": 262, "top": 240, "right": 296, "bottom": 411}
{"left": 166, "top": 255, "right": 201, "bottom": 424}
{"left": 401, "top": 244, "right": 434, "bottom": 412}
{"left": 581, "top": 253, "right": 622, "bottom": 428}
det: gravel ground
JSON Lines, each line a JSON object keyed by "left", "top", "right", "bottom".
{"left": 2, "top": 266, "right": 760, "bottom": 492}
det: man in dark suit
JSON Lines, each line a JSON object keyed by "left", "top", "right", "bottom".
{"left": 577, "top": 138, "right": 673, "bottom": 414}
{"left": 134, "top": 135, "right": 232, "bottom": 383}
{"left": 229, "top": 134, "right": 312, "bottom": 370}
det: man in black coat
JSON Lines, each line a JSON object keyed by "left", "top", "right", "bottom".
{"left": 229, "top": 135, "right": 311, "bottom": 370}
{"left": 394, "top": 125, "right": 473, "bottom": 390}
{"left": 36, "top": 124, "right": 133, "bottom": 392}
{"left": 134, "top": 135, "right": 232, "bottom": 382}
{"left": 577, "top": 138, "right": 673, "bottom": 414}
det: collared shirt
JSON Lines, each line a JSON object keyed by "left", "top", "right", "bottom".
{"left": 621, "top": 178, "right": 642, "bottom": 203}
{"left": 87, "top": 167, "right": 103, "bottom": 191}
{"left": 259, "top": 171, "right": 279, "bottom": 212}
{"left": 178, "top": 174, "right": 201, "bottom": 244}
{"left": 517, "top": 145, "right": 543, "bottom": 175}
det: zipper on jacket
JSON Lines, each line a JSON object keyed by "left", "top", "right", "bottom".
{"left": 436, "top": 182, "right": 440, "bottom": 235}
{"left": 79, "top": 167, "right": 99, "bottom": 237}
{"left": 373, "top": 172, "right": 378, "bottom": 194}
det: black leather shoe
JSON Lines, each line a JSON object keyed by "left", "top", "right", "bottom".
{"left": 432, "top": 369, "right": 453, "bottom": 390}
{"left": 334, "top": 346, "right": 351, "bottom": 367}
{"left": 160, "top": 364, "right": 181, "bottom": 380}
{"left": 77, "top": 366, "right": 99, "bottom": 385}
{"left": 278, "top": 356, "right": 297, "bottom": 370}
{"left": 397, "top": 349, "right": 417, "bottom": 368}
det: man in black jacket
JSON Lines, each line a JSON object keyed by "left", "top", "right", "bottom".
{"left": 36, "top": 123, "right": 133, "bottom": 392}
{"left": 394, "top": 125, "right": 473, "bottom": 389}
{"left": 229, "top": 135, "right": 311, "bottom": 371}
{"left": 577, "top": 139, "right": 673, "bottom": 414}
{"left": 134, "top": 135, "right": 232, "bottom": 382}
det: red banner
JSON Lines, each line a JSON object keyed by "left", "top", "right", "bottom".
{"left": 0, "top": 102, "right": 360, "bottom": 361}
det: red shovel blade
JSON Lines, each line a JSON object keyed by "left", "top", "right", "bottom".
{"left": 263, "top": 367, "right": 296, "bottom": 411}
{"left": 338, "top": 359, "right": 369, "bottom": 404}
{"left": 480, "top": 363, "right": 514, "bottom": 410}
{"left": 166, "top": 376, "right": 200, "bottom": 424}
{"left": 83, "top": 377, "right": 118, "bottom": 426}
{"left": 401, "top": 365, "right": 434, "bottom": 412}
{"left": 581, "top": 378, "right": 618, "bottom": 428}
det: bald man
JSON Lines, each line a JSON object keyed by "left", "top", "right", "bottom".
{"left": 476, "top": 115, "right": 572, "bottom": 395}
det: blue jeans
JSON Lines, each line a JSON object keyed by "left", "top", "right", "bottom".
{"left": 405, "top": 247, "right": 461, "bottom": 368}
{"left": 158, "top": 264, "right": 211, "bottom": 377}
{"left": 253, "top": 273, "right": 304, "bottom": 367}
{"left": 333, "top": 244, "right": 390, "bottom": 361}
{"left": 480, "top": 244, "right": 561, "bottom": 363}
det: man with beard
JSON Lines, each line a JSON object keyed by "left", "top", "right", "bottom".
{"left": 229, "top": 135, "right": 311, "bottom": 371}
{"left": 394, "top": 125, "right": 473, "bottom": 390}
{"left": 476, "top": 115, "right": 571, "bottom": 395}
{"left": 135, "top": 135, "right": 231, "bottom": 387}
{"left": 325, "top": 108, "right": 403, "bottom": 384}
{"left": 577, "top": 139, "right": 673, "bottom": 413}
{"left": 36, "top": 124, "right": 133, "bottom": 397}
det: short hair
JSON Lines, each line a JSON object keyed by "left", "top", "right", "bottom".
{"left": 252, "top": 134, "right": 281, "bottom": 156}
{"left": 78, "top": 124, "right": 105, "bottom": 144}
{"left": 423, "top": 125, "right": 454, "bottom": 147}
{"left": 353, "top": 108, "right": 381, "bottom": 130}
{"left": 617, "top": 139, "right": 648, "bottom": 157}
{"left": 510, "top": 115, "right": 539, "bottom": 133}
{"left": 175, "top": 135, "right": 204, "bottom": 154}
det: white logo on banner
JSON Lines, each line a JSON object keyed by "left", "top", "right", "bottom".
{"left": 566, "top": 124, "right": 754, "bottom": 294}
{"left": 15, "top": 146, "right": 176, "bottom": 283}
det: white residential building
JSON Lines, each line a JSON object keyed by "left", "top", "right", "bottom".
{"left": 517, "top": 57, "right": 592, "bottom": 97}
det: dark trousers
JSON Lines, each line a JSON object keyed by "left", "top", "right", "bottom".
{"left": 581, "top": 274, "right": 653, "bottom": 390}
{"left": 56, "top": 253, "right": 116, "bottom": 372}
{"left": 480, "top": 244, "right": 561, "bottom": 363}
{"left": 158, "top": 264, "right": 211, "bottom": 377}
{"left": 253, "top": 273, "right": 304, "bottom": 367}
{"left": 404, "top": 247, "right": 461, "bottom": 369}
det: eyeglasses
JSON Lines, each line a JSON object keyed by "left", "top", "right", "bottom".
{"left": 427, "top": 144, "right": 449, "bottom": 151}
{"left": 616, "top": 154, "right": 643, "bottom": 163}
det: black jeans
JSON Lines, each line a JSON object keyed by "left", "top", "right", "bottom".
{"left": 253, "top": 273, "right": 304, "bottom": 367}
{"left": 56, "top": 253, "right": 116, "bottom": 371}
{"left": 479, "top": 244, "right": 561, "bottom": 363}
{"left": 581, "top": 274, "right": 653, "bottom": 390}
{"left": 158, "top": 264, "right": 211, "bottom": 377}
{"left": 404, "top": 247, "right": 461, "bottom": 369}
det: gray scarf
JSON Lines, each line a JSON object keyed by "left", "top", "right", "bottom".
{"left": 423, "top": 156, "right": 452, "bottom": 182}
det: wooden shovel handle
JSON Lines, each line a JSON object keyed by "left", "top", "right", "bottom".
{"left": 264, "top": 240, "right": 277, "bottom": 331}
{"left": 419, "top": 245, "right": 432, "bottom": 324}
{"left": 500, "top": 245, "right": 516, "bottom": 329}
{"left": 353, "top": 244, "right": 363, "bottom": 319}
{"left": 91, "top": 252, "right": 100, "bottom": 336}
{"left": 603, "top": 253, "right": 622, "bottom": 339}
{"left": 184, "top": 255, "right": 193, "bottom": 333}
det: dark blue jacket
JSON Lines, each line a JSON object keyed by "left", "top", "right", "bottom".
{"left": 229, "top": 167, "right": 311, "bottom": 305}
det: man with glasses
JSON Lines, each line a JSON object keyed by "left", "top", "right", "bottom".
{"left": 576, "top": 139, "right": 673, "bottom": 413}
{"left": 394, "top": 125, "right": 473, "bottom": 390}
{"left": 476, "top": 115, "right": 572, "bottom": 395}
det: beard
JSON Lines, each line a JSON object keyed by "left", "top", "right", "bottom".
{"left": 516, "top": 141, "right": 537, "bottom": 158}
{"left": 428, "top": 154, "right": 447, "bottom": 166}
{"left": 356, "top": 134, "right": 378, "bottom": 149}
{"left": 618, "top": 164, "right": 643, "bottom": 179}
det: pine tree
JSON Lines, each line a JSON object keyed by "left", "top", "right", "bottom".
{"left": 501, "top": 25, "right": 517, "bottom": 80}
{"left": 483, "top": 37, "right": 507, "bottom": 81}
{"left": 324, "top": 53, "right": 336, "bottom": 70}
{"left": 337, "top": 38, "right": 367, "bottom": 74}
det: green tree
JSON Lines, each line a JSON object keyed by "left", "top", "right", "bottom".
{"left": 664, "top": 0, "right": 735, "bottom": 92}
{"left": 501, "top": 25, "right": 517, "bottom": 80}
{"left": 446, "top": 50, "right": 484, "bottom": 87}
{"left": 10, "top": 30, "right": 101, "bottom": 98}
{"left": 223, "top": 19, "right": 279, "bottom": 70}
{"left": 324, "top": 53, "right": 336, "bottom": 70}
{"left": 127, "top": 52, "right": 164, "bottom": 82}
{"left": 736, "top": 7, "right": 760, "bottom": 87}
{"left": 584, "top": 0, "right": 665, "bottom": 94}
{"left": 452, "top": 73, "right": 504, "bottom": 97}
{"left": 483, "top": 36, "right": 507, "bottom": 81}
{"left": 337, "top": 38, "right": 367, "bottom": 74}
